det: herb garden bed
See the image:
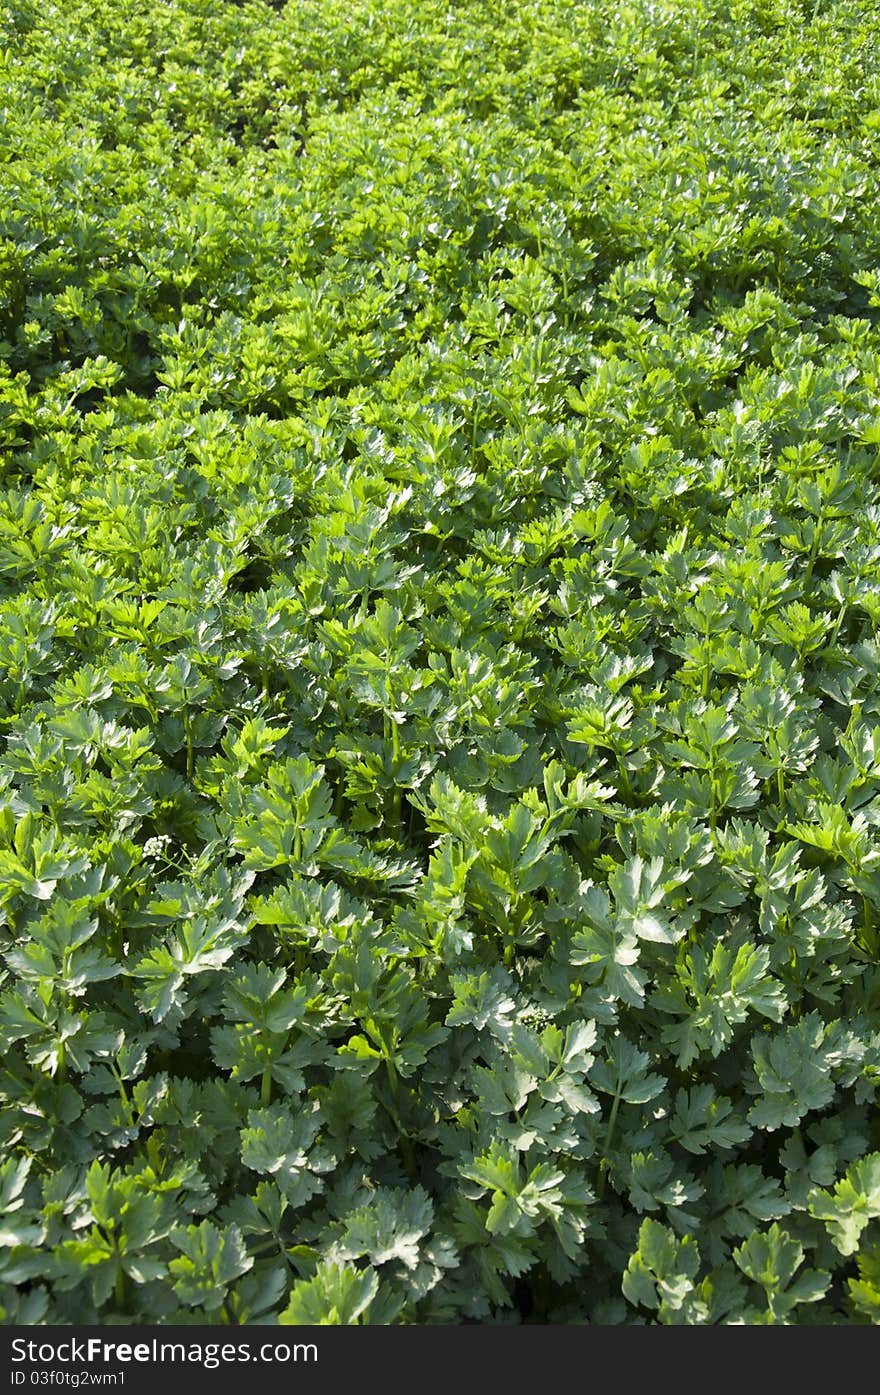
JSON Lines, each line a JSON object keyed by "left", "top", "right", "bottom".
{"left": 2, "top": 0, "right": 880, "bottom": 1325}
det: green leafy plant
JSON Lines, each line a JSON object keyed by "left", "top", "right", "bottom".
{"left": 1, "top": 0, "right": 880, "bottom": 1328}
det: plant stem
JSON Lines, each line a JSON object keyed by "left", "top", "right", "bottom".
{"left": 183, "top": 709, "right": 194, "bottom": 778}
{"left": 596, "top": 1091, "right": 622, "bottom": 1201}
{"left": 829, "top": 597, "right": 848, "bottom": 647}
{"left": 862, "top": 895, "right": 876, "bottom": 957}
{"left": 384, "top": 1054, "right": 416, "bottom": 1181}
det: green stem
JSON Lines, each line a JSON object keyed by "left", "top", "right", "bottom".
{"left": 802, "top": 525, "right": 821, "bottom": 592}
{"left": 861, "top": 895, "right": 876, "bottom": 957}
{"left": 260, "top": 1066, "right": 272, "bottom": 1107}
{"left": 384, "top": 1053, "right": 416, "bottom": 1181}
{"left": 183, "top": 710, "right": 194, "bottom": 779}
{"left": 597, "top": 1091, "right": 622, "bottom": 1202}
{"left": 702, "top": 637, "right": 711, "bottom": 699}
{"left": 385, "top": 1050, "right": 398, "bottom": 1093}
{"left": 112, "top": 1063, "right": 132, "bottom": 1123}
{"left": 829, "top": 598, "right": 848, "bottom": 648}
{"left": 389, "top": 711, "right": 403, "bottom": 828}
{"left": 617, "top": 759, "right": 632, "bottom": 802}
{"left": 115, "top": 1264, "right": 126, "bottom": 1310}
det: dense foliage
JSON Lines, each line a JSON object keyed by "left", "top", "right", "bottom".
{"left": 2, "top": 0, "right": 880, "bottom": 1326}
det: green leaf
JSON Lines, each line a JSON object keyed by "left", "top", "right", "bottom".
{"left": 168, "top": 1221, "right": 253, "bottom": 1311}
{"left": 622, "top": 1218, "right": 700, "bottom": 1315}
{"left": 808, "top": 1153, "right": 880, "bottom": 1256}
{"left": 733, "top": 1224, "right": 830, "bottom": 1323}
{"left": 279, "top": 1262, "right": 382, "bottom": 1325}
